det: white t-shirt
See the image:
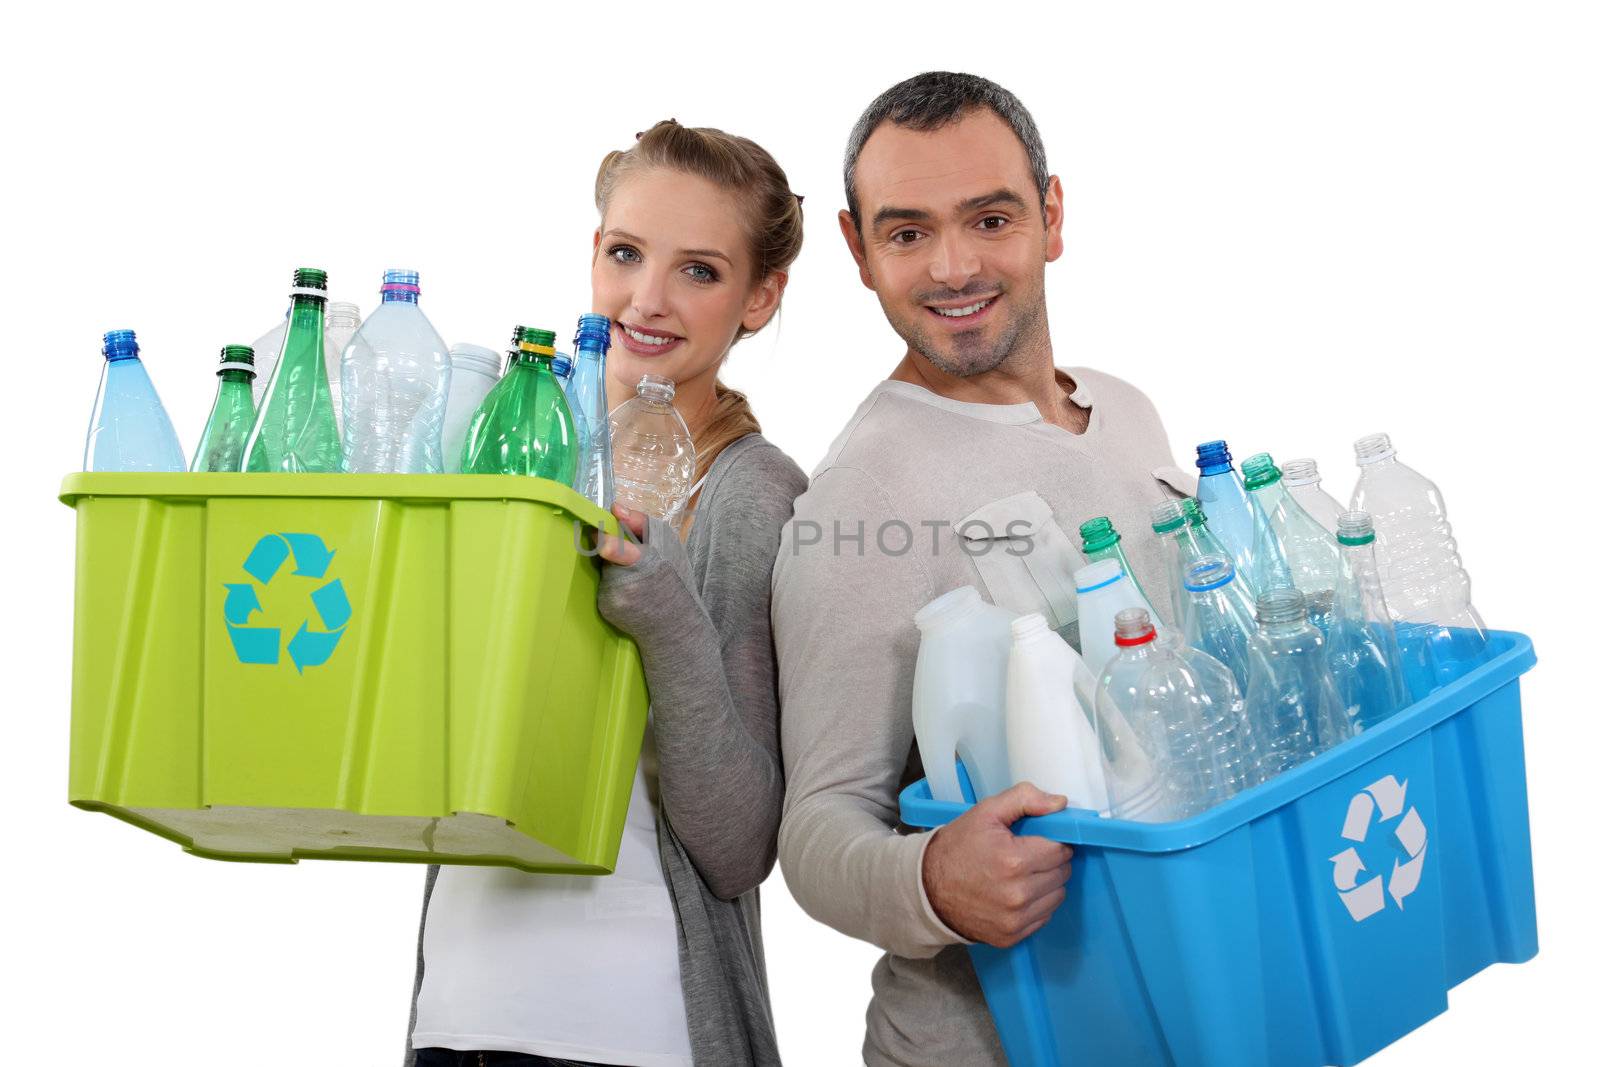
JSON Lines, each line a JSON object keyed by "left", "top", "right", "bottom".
{"left": 412, "top": 724, "right": 693, "bottom": 1067}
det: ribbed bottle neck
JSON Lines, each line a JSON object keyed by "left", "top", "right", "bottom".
{"left": 914, "top": 586, "right": 986, "bottom": 633}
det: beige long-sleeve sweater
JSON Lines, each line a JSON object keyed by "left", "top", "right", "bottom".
{"left": 773, "top": 368, "right": 1193, "bottom": 1067}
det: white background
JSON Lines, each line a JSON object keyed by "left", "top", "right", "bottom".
{"left": 2, "top": 2, "right": 1596, "bottom": 1063}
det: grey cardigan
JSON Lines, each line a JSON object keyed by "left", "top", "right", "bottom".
{"left": 406, "top": 432, "right": 807, "bottom": 1066}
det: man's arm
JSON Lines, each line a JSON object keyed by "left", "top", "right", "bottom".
{"left": 774, "top": 465, "right": 1074, "bottom": 956}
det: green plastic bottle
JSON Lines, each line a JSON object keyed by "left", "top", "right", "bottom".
{"left": 460, "top": 326, "right": 578, "bottom": 482}
{"left": 1079, "top": 516, "right": 1157, "bottom": 620}
{"left": 243, "top": 267, "right": 343, "bottom": 472}
{"left": 190, "top": 345, "right": 259, "bottom": 472}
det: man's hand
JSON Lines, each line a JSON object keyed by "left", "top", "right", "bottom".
{"left": 922, "top": 782, "right": 1074, "bottom": 948}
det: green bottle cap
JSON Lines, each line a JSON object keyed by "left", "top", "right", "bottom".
{"left": 1079, "top": 516, "right": 1120, "bottom": 553}
{"left": 1241, "top": 453, "right": 1281, "bottom": 491}
{"left": 1181, "top": 497, "right": 1208, "bottom": 527}
{"left": 292, "top": 267, "right": 329, "bottom": 290}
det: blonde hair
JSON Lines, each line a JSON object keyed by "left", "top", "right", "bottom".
{"left": 594, "top": 119, "right": 803, "bottom": 485}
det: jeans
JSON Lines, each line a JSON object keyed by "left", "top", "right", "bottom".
{"left": 413, "top": 1050, "right": 617, "bottom": 1067}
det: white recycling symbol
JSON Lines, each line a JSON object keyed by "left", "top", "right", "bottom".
{"left": 1329, "top": 774, "right": 1427, "bottom": 923}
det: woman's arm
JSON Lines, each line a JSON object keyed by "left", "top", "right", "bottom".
{"left": 597, "top": 446, "right": 807, "bottom": 900}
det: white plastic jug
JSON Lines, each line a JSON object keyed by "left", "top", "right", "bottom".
{"left": 912, "top": 587, "right": 1016, "bottom": 803}
{"left": 1075, "top": 558, "right": 1166, "bottom": 706}
{"left": 1006, "top": 613, "right": 1109, "bottom": 811}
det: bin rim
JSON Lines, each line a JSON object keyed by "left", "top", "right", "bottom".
{"left": 59, "top": 471, "right": 620, "bottom": 534}
{"left": 901, "top": 629, "right": 1536, "bottom": 853}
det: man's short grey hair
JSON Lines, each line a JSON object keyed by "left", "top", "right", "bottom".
{"left": 843, "top": 71, "right": 1049, "bottom": 226}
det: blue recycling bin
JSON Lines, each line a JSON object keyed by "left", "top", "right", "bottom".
{"left": 900, "top": 630, "right": 1538, "bottom": 1067}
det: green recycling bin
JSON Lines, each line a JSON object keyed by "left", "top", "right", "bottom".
{"left": 58, "top": 472, "right": 649, "bottom": 874}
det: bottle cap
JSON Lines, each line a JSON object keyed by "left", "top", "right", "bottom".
{"left": 1150, "top": 500, "right": 1186, "bottom": 535}
{"left": 515, "top": 327, "right": 558, "bottom": 357}
{"left": 217, "top": 344, "right": 256, "bottom": 377}
{"left": 1181, "top": 497, "right": 1208, "bottom": 527}
{"left": 1073, "top": 558, "right": 1125, "bottom": 595}
{"left": 1241, "top": 453, "right": 1282, "bottom": 491}
{"left": 1010, "top": 613, "right": 1054, "bottom": 641}
{"left": 1196, "top": 439, "right": 1234, "bottom": 472}
{"left": 101, "top": 329, "right": 139, "bottom": 362}
{"left": 1113, "top": 607, "right": 1157, "bottom": 646}
{"left": 574, "top": 313, "right": 613, "bottom": 353}
{"left": 1354, "top": 432, "right": 1396, "bottom": 465}
{"left": 291, "top": 267, "right": 328, "bottom": 294}
{"left": 638, "top": 374, "right": 676, "bottom": 401}
{"left": 1079, "top": 516, "right": 1120, "bottom": 553}
{"left": 1183, "top": 556, "right": 1235, "bottom": 592}
{"left": 381, "top": 268, "right": 420, "bottom": 293}
{"left": 1337, "top": 510, "right": 1377, "bottom": 546}
{"left": 1280, "top": 458, "right": 1320, "bottom": 487}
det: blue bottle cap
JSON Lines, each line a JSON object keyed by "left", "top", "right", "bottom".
{"left": 102, "top": 329, "right": 140, "bottom": 361}
{"left": 1196, "top": 439, "right": 1234, "bottom": 472}
{"left": 574, "top": 313, "right": 613, "bottom": 352}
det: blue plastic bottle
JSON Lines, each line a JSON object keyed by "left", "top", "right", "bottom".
{"left": 568, "top": 314, "right": 614, "bottom": 507}
{"left": 83, "top": 330, "right": 186, "bottom": 472}
{"left": 1194, "top": 440, "right": 1259, "bottom": 583}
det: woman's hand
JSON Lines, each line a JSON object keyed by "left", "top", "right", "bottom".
{"left": 596, "top": 503, "right": 647, "bottom": 566}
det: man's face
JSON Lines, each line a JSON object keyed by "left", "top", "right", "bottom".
{"left": 841, "top": 108, "right": 1064, "bottom": 377}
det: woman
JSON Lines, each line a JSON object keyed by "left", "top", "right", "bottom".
{"left": 406, "top": 120, "right": 808, "bottom": 1067}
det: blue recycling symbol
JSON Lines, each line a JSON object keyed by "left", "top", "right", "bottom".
{"left": 223, "top": 532, "right": 351, "bottom": 673}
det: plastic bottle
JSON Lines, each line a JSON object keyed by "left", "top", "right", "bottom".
{"left": 1079, "top": 517, "right": 1159, "bottom": 623}
{"left": 1244, "top": 588, "right": 1352, "bottom": 781}
{"left": 242, "top": 268, "right": 343, "bottom": 473}
{"left": 339, "top": 270, "right": 451, "bottom": 473}
{"left": 82, "top": 329, "right": 186, "bottom": 472}
{"left": 251, "top": 299, "right": 360, "bottom": 432}
{"left": 568, "top": 314, "right": 614, "bottom": 508}
{"left": 1181, "top": 556, "right": 1257, "bottom": 697}
{"left": 459, "top": 327, "right": 578, "bottom": 481}
{"left": 1092, "top": 610, "right": 1176, "bottom": 821}
{"left": 1242, "top": 453, "right": 1341, "bottom": 632}
{"left": 440, "top": 343, "right": 502, "bottom": 474}
{"left": 1281, "top": 457, "right": 1344, "bottom": 534}
{"left": 610, "top": 375, "right": 696, "bottom": 526}
{"left": 912, "top": 587, "right": 1016, "bottom": 802}
{"left": 190, "top": 345, "right": 258, "bottom": 472}
{"left": 551, "top": 351, "right": 573, "bottom": 392}
{"left": 1328, "top": 511, "right": 1412, "bottom": 730}
{"left": 1124, "top": 610, "right": 1257, "bottom": 817}
{"left": 1349, "top": 432, "right": 1487, "bottom": 677}
{"left": 1074, "top": 558, "right": 1166, "bottom": 706}
{"left": 1006, "top": 613, "right": 1108, "bottom": 811}
{"left": 1194, "top": 440, "right": 1259, "bottom": 582}
{"left": 1182, "top": 497, "right": 1255, "bottom": 603}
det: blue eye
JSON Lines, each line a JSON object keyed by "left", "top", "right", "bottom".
{"left": 684, "top": 262, "right": 719, "bottom": 284}
{"left": 608, "top": 245, "right": 642, "bottom": 264}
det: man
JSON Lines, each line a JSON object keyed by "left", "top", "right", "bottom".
{"left": 773, "top": 72, "right": 1195, "bottom": 1066}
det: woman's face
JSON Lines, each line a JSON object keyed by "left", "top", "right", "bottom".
{"left": 591, "top": 167, "right": 781, "bottom": 399}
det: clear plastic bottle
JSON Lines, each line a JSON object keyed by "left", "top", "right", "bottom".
{"left": 913, "top": 587, "right": 1016, "bottom": 802}
{"left": 568, "top": 314, "right": 614, "bottom": 508}
{"left": 1194, "top": 440, "right": 1259, "bottom": 582}
{"left": 1006, "top": 613, "right": 1108, "bottom": 811}
{"left": 321, "top": 301, "right": 361, "bottom": 434}
{"left": 243, "top": 268, "right": 342, "bottom": 473}
{"left": 339, "top": 270, "right": 451, "bottom": 473}
{"left": 440, "top": 343, "right": 502, "bottom": 474}
{"left": 1281, "top": 457, "right": 1344, "bottom": 534}
{"left": 83, "top": 329, "right": 186, "bottom": 472}
{"left": 1183, "top": 497, "right": 1255, "bottom": 604}
{"left": 1092, "top": 610, "right": 1174, "bottom": 821}
{"left": 190, "top": 345, "right": 258, "bottom": 472}
{"left": 1242, "top": 452, "right": 1341, "bottom": 632}
{"left": 1244, "top": 588, "right": 1353, "bottom": 781}
{"left": 1080, "top": 516, "right": 1160, "bottom": 624}
{"left": 1073, "top": 558, "right": 1166, "bottom": 708}
{"left": 250, "top": 299, "right": 360, "bottom": 432}
{"left": 1328, "top": 511, "right": 1412, "bottom": 730}
{"left": 610, "top": 374, "right": 696, "bottom": 526}
{"left": 1150, "top": 502, "right": 1192, "bottom": 632}
{"left": 1349, "top": 433, "right": 1487, "bottom": 678}
{"left": 1181, "top": 555, "right": 1257, "bottom": 697}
